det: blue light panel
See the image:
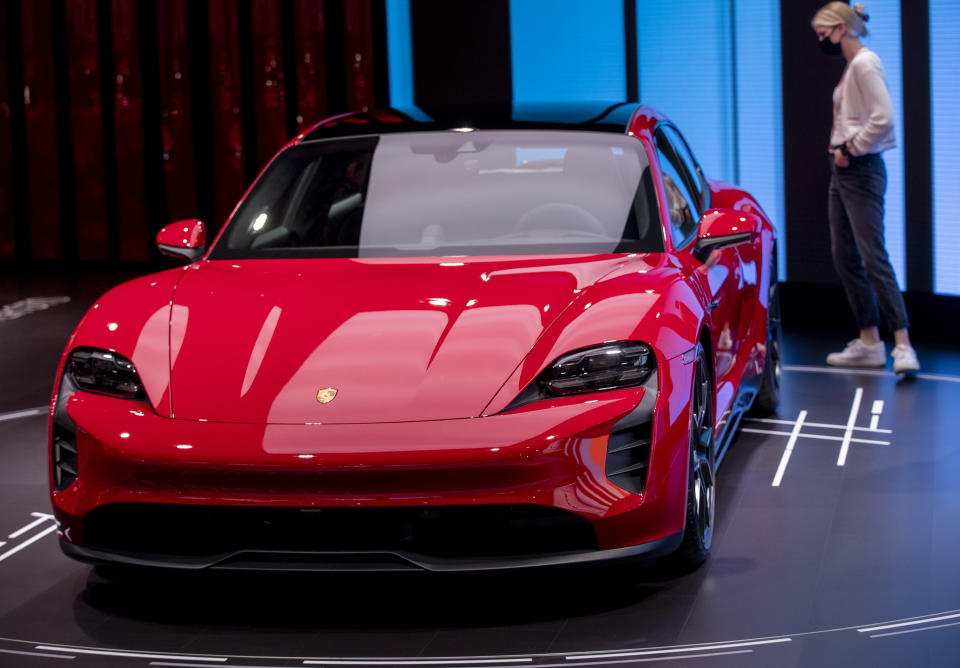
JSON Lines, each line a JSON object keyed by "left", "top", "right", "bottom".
{"left": 734, "top": 0, "right": 785, "bottom": 280}
{"left": 636, "top": 2, "right": 735, "bottom": 182}
{"left": 932, "top": 1, "right": 960, "bottom": 295}
{"left": 385, "top": 0, "right": 414, "bottom": 108}
{"left": 858, "top": 0, "right": 906, "bottom": 290}
{"left": 509, "top": 0, "right": 626, "bottom": 107}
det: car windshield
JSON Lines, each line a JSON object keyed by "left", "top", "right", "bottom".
{"left": 209, "top": 130, "right": 664, "bottom": 259}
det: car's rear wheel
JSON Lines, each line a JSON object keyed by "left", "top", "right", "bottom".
{"left": 752, "top": 251, "right": 782, "bottom": 416}
{"left": 674, "top": 348, "right": 715, "bottom": 567}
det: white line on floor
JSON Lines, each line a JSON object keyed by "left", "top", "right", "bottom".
{"left": 0, "top": 647, "right": 75, "bottom": 660}
{"left": 784, "top": 364, "right": 960, "bottom": 384}
{"left": 497, "top": 651, "right": 756, "bottom": 667}
{"left": 858, "top": 610, "right": 960, "bottom": 633}
{"left": 837, "top": 388, "right": 863, "bottom": 466}
{"left": 8, "top": 512, "right": 56, "bottom": 539}
{"left": 564, "top": 637, "right": 792, "bottom": 660}
{"left": 741, "top": 428, "right": 889, "bottom": 446}
{"left": 868, "top": 619, "right": 960, "bottom": 638}
{"left": 744, "top": 417, "right": 891, "bottom": 434}
{"left": 0, "top": 407, "right": 45, "bottom": 423}
{"left": 0, "top": 525, "right": 58, "bottom": 563}
{"left": 870, "top": 400, "right": 884, "bottom": 431}
{"left": 35, "top": 646, "right": 228, "bottom": 662}
{"left": 303, "top": 659, "right": 532, "bottom": 665}
{"left": 772, "top": 411, "right": 807, "bottom": 487}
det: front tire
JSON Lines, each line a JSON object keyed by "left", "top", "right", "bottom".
{"left": 674, "top": 348, "right": 716, "bottom": 567}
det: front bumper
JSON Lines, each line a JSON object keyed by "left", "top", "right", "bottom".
{"left": 50, "top": 356, "right": 692, "bottom": 571}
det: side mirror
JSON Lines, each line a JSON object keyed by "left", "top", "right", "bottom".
{"left": 693, "top": 209, "right": 759, "bottom": 263}
{"left": 157, "top": 219, "right": 207, "bottom": 263}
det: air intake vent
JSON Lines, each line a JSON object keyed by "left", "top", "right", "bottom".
{"left": 605, "top": 421, "right": 652, "bottom": 495}
{"left": 53, "top": 424, "right": 78, "bottom": 491}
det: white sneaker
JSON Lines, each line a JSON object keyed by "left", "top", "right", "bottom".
{"left": 826, "top": 339, "right": 886, "bottom": 368}
{"left": 891, "top": 344, "right": 920, "bottom": 374}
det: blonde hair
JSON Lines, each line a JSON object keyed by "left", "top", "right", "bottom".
{"left": 812, "top": 2, "right": 870, "bottom": 38}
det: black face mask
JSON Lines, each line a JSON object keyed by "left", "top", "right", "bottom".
{"left": 819, "top": 36, "right": 843, "bottom": 58}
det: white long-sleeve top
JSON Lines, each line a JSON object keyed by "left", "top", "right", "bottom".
{"left": 830, "top": 47, "right": 896, "bottom": 156}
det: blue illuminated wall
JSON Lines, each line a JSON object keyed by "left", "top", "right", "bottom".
{"left": 509, "top": 0, "right": 625, "bottom": 105}
{"left": 636, "top": 2, "right": 735, "bottom": 183}
{"left": 385, "top": 0, "right": 414, "bottom": 108}
{"left": 861, "top": 0, "right": 906, "bottom": 290}
{"left": 734, "top": 0, "right": 785, "bottom": 280}
{"left": 931, "top": 1, "right": 960, "bottom": 296}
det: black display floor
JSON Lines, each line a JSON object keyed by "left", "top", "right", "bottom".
{"left": 1, "top": 276, "right": 958, "bottom": 667}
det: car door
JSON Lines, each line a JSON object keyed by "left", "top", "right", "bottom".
{"left": 653, "top": 125, "right": 743, "bottom": 383}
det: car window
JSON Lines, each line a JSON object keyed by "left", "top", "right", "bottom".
{"left": 210, "top": 131, "right": 665, "bottom": 259}
{"left": 656, "top": 125, "right": 707, "bottom": 211}
{"left": 655, "top": 142, "right": 699, "bottom": 249}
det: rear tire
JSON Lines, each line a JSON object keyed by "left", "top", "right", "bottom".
{"left": 674, "top": 348, "right": 716, "bottom": 567}
{"left": 752, "top": 253, "right": 781, "bottom": 416}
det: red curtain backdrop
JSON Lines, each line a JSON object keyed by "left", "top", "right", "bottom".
{"left": 1, "top": 0, "right": 379, "bottom": 264}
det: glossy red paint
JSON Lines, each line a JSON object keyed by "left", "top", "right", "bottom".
{"left": 50, "top": 104, "right": 777, "bottom": 570}
{"left": 156, "top": 219, "right": 206, "bottom": 250}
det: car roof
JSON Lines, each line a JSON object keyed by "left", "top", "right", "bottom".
{"left": 299, "top": 102, "right": 662, "bottom": 143}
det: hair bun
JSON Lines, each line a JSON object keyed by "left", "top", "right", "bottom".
{"left": 853, "top": 3, "right": 870, "bottom": 21}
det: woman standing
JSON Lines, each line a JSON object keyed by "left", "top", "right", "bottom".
{"left": 812, "top": 2, "right": 919, "bottom": 373}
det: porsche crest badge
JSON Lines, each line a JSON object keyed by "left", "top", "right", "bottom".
{"left": 316, "top": 387, "right": 338, "bottom": 404}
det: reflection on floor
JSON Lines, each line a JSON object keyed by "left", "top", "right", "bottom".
{"left": 0, "top": 272, "right": 958, "bottom": 667}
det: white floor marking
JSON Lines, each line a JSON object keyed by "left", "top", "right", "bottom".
{"left": 868, "top": 619, "right": 960, "bottom": 638}
{"left": 0, "top": 407, "right": 45, "bottom": 423}
{"left": 0, "top": 525, "right": 58, "bottom": 563}
{"left": 858, "top": 610, "right": 960, "bottom": 633}
{"left": 785, "top": 364, "right": 960, "bottom": 384}
{"left": 304, "top": 659, "right": 532, "bottom": 665}
{"left": 0, "top": 296, "right": 71, "bottom": 322}
{"left": 771, "top": 411, "right": 807, "bottom": 487}
{"left": 509, "top": 651, "right": 756, "bottom": 666}
{"left": 0, "top": 647, "right": 75, "bottom": 660}
{"left": 837, "top": 388, "right": 863, "bottom": 466}
{"left": 742, "top": 428, "right": 889, "bottom": 446}
{"left": 870, "top": 400, "right": 884, "bottom": 431}
{"left": 745, "top": 417, "right": 891, "bottom": 434}
{"left": 8, "top": 512, "right": 56, "bottom": 539}
{"left": 35, "top": 646, "right": 228, "bottom": 662}
{"left": 564, "top": 637, "right": 792, "bottom": 660}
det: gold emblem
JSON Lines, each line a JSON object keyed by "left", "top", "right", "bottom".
{"left": 316, "top": 387, "right": 338, "bottom": 404}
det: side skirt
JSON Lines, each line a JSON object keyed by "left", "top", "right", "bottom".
{"left": 714, "top": 380, "right": 758, "bottom": 468}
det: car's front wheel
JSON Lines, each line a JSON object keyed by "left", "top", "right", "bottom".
{"left": 674, "top": 347, "right": 716, "bottom": 567}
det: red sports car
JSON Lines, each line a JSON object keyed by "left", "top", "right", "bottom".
{"left": 49, "top": 103, "right": 780, "bottom": 571}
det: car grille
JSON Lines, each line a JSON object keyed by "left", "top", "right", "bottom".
{"left": 81, "top": 503, "right": 598, "bottom": 559}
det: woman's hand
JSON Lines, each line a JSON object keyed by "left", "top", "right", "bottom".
{"left": 832, "top": 147, "right": 850, "bottom": 168}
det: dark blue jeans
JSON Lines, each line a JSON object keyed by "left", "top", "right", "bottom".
{"left": 828, "top": 153, "right": 910, "bottom": 332}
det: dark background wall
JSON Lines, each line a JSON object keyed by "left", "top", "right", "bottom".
{"left": 0, "top": 0, "right": 383, "bottom": 267}
{"left": 0, "top": 0, "right": 944, "bottom": 326}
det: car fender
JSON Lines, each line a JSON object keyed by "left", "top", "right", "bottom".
{"left": 483, "top": 258, "right": 708, "bottom": 417}
{"left": 51, "top": 268, "right": 186, "bottom": 418}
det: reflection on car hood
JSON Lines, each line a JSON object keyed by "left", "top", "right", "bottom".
{"left": 169, "top": 255, "right": 636, "bottom": 424}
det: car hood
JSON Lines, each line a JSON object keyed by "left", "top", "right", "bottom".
{"left": 168, "top": 256, "right": 635, "bottom": 424}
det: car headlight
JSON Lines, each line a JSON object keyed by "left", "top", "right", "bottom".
{"left": 504, "top": 341, "right": 655, "bottom": 411}
{"left": 68, "top": 348, "right": 146, "bottom": 400}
